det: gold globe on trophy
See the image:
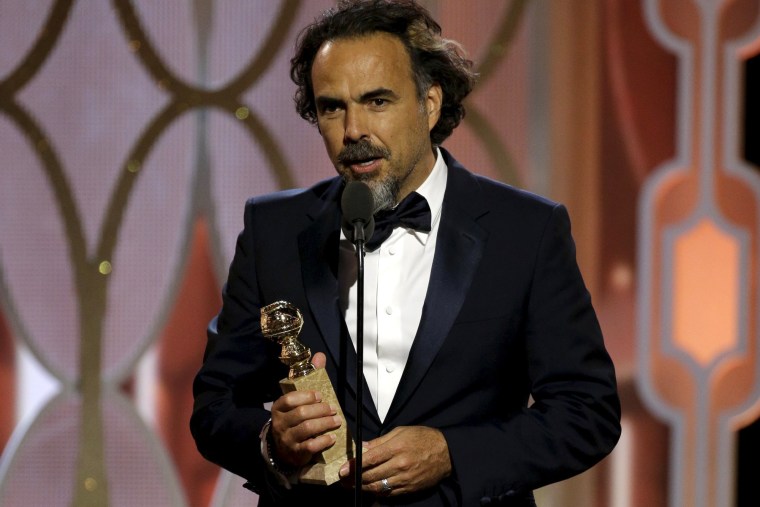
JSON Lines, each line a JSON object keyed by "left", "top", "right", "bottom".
{"left": 260, "top": 301, "right": 355, "bottom": 485}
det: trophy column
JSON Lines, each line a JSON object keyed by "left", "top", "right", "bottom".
{"left": 260, "top": 301, "right": 355, "bottom": 485}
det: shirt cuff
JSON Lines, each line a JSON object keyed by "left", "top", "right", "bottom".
{"left": 260, "top": 418, "right": 298, "bottom": 489}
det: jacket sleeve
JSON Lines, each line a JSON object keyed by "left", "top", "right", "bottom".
{"left": 440, "top": 204, "right": 621, "bottom": 504}
{"left": 189, "top": 198, "right": 290, "bottom": 498}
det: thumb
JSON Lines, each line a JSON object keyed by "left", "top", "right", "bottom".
{"left": 312, "top": 351, "right": 327, "bottom": 369}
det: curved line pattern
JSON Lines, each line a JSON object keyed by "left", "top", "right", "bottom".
{"left": 0, "top": 2, "right": 86, "bottom": 352}
{"left": 111, "top": 0, "right": 197, "bottom": 97}
{"left": 0, "top": 0, "right": 75, "bottom": 94}
{"left": 223, "top": 0, "right": 302, "bottom": 96}
{"left": 0, "top": 2, "right": 113, "bottom": 504}
{"left": 0, "top": 1, "right": 305, "bottom": 505}
{"left": 465, "top": 107, "right": 519, "bottom": 184}
{"left": 108, "top": 0, "right": 299, "bottom": 244}
{"left": 0, "top": 100, "right": 82, "bottom": 383}
{"left": 1, "top": 1, "right": 533, "bottom": 505}
{"left": 99, "top": 2, "right": 302, "bottom": 505}
{"left": 96, "top": 101, "right": 189, "bottom": 262}
{"left": 231, "top": 103, "right": 297, "bottom": 190}
{"left": 114, "top": 0, "right": 301, "bottom": 193}
{"left": 464, "top": 0, "right": 528, "bottom": 186}
{"left": 474, "top": 0, "right": 528, "bottom": 83}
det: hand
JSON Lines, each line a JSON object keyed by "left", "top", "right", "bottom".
{"left": 340, "top": 426, "right": 452, "bottom": 496}
{"left": 268, "top": 352, "right": 342, "bottom": 468}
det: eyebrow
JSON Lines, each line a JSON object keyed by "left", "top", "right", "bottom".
{"left": 315, "top": 96, "right": 343, "bottom": 111}
{"left": 315, "top": 87, "right": 400, "bottom": 109}
{"left": 358, "top": 88, "right": 398, "bottom": 101}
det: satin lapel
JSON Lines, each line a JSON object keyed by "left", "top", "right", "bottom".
{"left": 298, "top": 180, "right": 344, "bottom": 371}
{"left": 385, "top": 155, "right": 489, "bottom": 422}
{"left": 298, "top": 179, "right": 380, "bottom": 423}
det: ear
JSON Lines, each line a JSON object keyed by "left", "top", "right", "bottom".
{"left": 425, "top": 83, "right": 443, "bottom": 131}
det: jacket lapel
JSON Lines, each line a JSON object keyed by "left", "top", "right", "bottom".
{"left": 298, "top": 178, "right": 344, "bottom": 365}
{"left": 298, "top": 178, "right": 380, "bottom": 423}
{"left": 385, "top": 154, "right": 489, "bottom": 423}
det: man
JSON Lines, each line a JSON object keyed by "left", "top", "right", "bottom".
{"left": 190, "top": 1, "right": 621, "bottom": 506}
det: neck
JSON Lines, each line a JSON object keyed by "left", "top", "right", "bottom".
{"left": 396, "top": 146, "right": 437, "bottom": 204}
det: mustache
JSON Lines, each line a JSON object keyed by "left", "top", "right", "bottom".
{"left": 337, "top": 141, "right": 390, "bottom": 164}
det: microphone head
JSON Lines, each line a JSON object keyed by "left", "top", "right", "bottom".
{"left": 341, "top": 181, "right": 375, "bottom": 243}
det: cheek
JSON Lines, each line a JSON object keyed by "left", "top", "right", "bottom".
{"left": 371, "top": 117, "right": 402, "bottom": 150}
{"left": 319, "top": 126, "right": 342, "bottom": 155}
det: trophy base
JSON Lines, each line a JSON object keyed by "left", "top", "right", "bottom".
{"left": 280, "top": 368, "right": 355, "bottom": 486}
{"left": 299, "top": 458, "right": 347, "bottom": 485}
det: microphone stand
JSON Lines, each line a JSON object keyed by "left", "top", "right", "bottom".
{"left": 352, "top": 222, "right": 366, "bottom": 507}
{"left": 342, "top": 181, "right": 373, "bottom": 507}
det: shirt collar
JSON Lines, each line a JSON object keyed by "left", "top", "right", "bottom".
{"left": 408, "top": 147, "right": 447, "bottom": 244}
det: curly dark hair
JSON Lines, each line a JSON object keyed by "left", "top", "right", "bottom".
{"left": 290, "top": 0, "right": 477, "bottom": 146}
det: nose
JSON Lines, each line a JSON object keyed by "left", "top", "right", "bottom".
{"left": 343, "top": 105, "right": 368, "bottom": 143}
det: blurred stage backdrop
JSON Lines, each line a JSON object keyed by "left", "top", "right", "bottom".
{"left": 1, "top": 1, "right": 759, "bottom": 506}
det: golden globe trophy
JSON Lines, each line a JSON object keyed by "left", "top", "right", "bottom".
{"left": 260, "top": 300, "right": 355, "bottom": 485}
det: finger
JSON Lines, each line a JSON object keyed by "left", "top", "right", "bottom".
{"left": 338, "top": 457, "right": 354, "bottom": 483}
{"left": 287, "top": 412, "right": 343, "bottom": 443}
{"left": 312, "top": 351, "right": 327, "bottom": 369}
{"left": 296, "top": 430, "right": 338, "bottom": 455}
{"left": 277, "top": 399, "right": 338, "bottom": 426}
{"left": 361, "top": 428, "right": 403, "bottom": 466}
{"left": 366, "top": 476, "right": 402, "bottom": 497}
{"left": 346, "top": 426, "right": 450, "bottom": 496}
{"left": 338, "top": 443, "right": 370, "bottom": 480}
{"left": 359, "top": 455, "right": 397, "bottom": 486}
{"left": 270, "top": 427, "right": 340, "bottom": 468}
{"left": 363, "top": 431, "right": 395, "bottom": 450}
{"left": 362, "top": 468, "right": 417, "bottom": 497}
{"left": 340, "top": 458, "right": 405, "bottom": 496}
{"left": 270, "top": 393, "right": 339, "bottom": 446}
{"left": 270, "top": 411, "right": 343, "bottom": 467}
{"left": 271, "top": 403, "right": 336, "bottom": 442}
{"left": 356, "top": 443, "right": 400, "bottom": 487}
{"left": 360, "top": 445, "right": 392, "bottom": 472}
{"left": 271, "top": 390, "right": 323, "bottom": 413}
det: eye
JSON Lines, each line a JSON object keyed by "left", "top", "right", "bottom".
{"left": 369, "top": 98, "right": 390, "bottom": 110}
{"left": 317, "top": 99, "right": 343, "bottom": 116}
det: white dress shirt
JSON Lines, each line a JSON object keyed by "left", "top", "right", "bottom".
{"left": 339, "top": 148, "right": 447, "bottom": 421}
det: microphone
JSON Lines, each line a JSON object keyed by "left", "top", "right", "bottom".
{"left": 341, "top": 181, "right": 375, "bottom": 244}
{"left": 340, "top": 181, "right": 374, "bottom": 507}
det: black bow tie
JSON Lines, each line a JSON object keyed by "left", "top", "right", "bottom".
{"left": 365, "top": 192, "right": 431, "bottom": 251}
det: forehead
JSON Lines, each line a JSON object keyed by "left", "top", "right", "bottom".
{"left": 311, "top": 32, "right": 415, "bottom": 94}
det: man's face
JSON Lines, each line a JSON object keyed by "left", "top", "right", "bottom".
{"left": 310, "top": 32, "right": 442, "bottom": 211}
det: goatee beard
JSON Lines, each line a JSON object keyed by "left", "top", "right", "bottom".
{"left": 345, "top": 171, "right": 398, "bottom": 213}
{"left": 363, "top": 176, "right": 399, "bottom": 213}
{"left": 338, "top": 141, "right": 397, "bottom": 212}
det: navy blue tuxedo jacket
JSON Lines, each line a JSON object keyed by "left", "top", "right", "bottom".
{"left": 191, "top": 149, "right": 621, "bottom": 506}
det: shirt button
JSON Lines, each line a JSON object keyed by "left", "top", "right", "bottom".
{"left": 385, "top": 363, "right": 395, "bottom": 373}
{"left": 385, "top": 306, "right": 393, "bottom": 315}
{"left": 388, "top": 247, "right": 396, "bottom": 255}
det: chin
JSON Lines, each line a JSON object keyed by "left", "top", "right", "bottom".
{"left": 343, "top": 169, "right": 380, "bottom": 184}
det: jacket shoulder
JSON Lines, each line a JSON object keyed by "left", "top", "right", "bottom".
{"left": 442, "top": 148, "right": 561, "bottom": 222}
{"left": 245, "top": 177, "right": 341, "bottom": 210}
{"left": 472, "top": 173, "right": 558, "bottom": 210}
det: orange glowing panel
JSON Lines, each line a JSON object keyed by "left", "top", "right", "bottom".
{"left": 673, "top": 219, "right": 740, "bottom": 365}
